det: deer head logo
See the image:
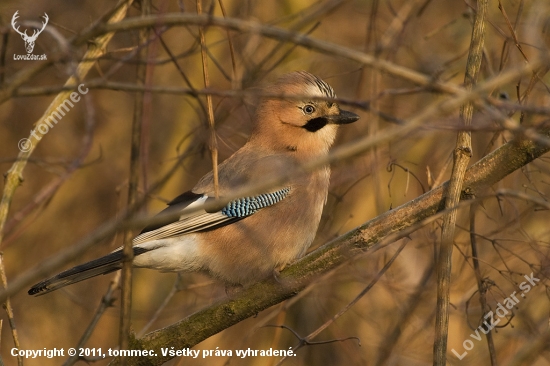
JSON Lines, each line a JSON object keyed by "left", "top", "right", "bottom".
{"left": 11, "top": 11, "right": 49, "bottom": 54}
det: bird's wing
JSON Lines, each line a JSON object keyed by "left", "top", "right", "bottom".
{"left": 132, "top": 187, "right": 291, "bottom": 245}
{"left": 133, "top": 151, "right": 296, "bottom": 245}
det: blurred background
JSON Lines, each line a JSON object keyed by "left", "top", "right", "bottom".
{"left": 1, "top": 0, "right": 550, "bottom": 365}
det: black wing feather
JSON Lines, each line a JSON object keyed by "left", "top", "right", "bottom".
{"left": 28, "top": 247, "right": 149, "bottom": 296}
{"left": 140, "top": 191, "right": 204, "bottom": 234}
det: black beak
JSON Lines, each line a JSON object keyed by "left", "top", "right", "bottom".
{"left": 328, "top": 109, "right": 360, "bottom": 125}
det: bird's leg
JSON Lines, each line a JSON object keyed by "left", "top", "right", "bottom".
{"left": 272, "top": 264, "right": 286, "bottom": 284}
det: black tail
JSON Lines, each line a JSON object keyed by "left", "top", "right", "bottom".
{"left": 28, "top": 247, "right": 148, "bottom": 296}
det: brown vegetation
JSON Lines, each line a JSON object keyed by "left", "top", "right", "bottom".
{"left": 1, "top": 0, "right": 550, "bottom": 365}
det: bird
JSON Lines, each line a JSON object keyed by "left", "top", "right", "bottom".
{"left": 28, "top": 71, "right": 360, "bottom": 296}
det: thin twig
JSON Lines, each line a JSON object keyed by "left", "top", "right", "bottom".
{"left": 153, "top": 30, "right": 208, "bottom": 117}
{"left": 0, "top": 0, "right": 136, "bottom": 105}
{"left": 197, "top": 0, "right": 219, "bottom": 198}
{"left": 217, "top": 0, "right": 237, "bottom": 85}
{"left": 119, "top": 0, "right": 151, "bottom": 362}
{"left": 434, "top": 0, "right": 487, "bottom": 364}
{"left": 497, "top": 0, "right": 550, "bottom": 98}
{"left": 0, "top": 254, "right": 22, "bottom": 366}
{"left": 137, "top": 274, "right": 182, "bottom": 337}
{"left": 63, "top": 273, "right": 121, "bottom": 366}
{"left": 494, "top": 189, "right": 550, "bottom": 210}
{"left": 76, "top": 13, "right": 467, "bottom": 95}
{"left": 2, "top": 94, "right": 96, "bottom": 243}
{"left": 0, "top": 319, "right": 4, "bottom": 366}
{"left": 306, "top": 241, "right": 407, "bottom": 340}
{"left": 375, "top": 263, "right": 434, "bottom": 365}
{"left": 470, "top": 203, "right": 497, "bottom": 365}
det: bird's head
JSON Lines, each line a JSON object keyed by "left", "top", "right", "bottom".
{"left": 251, "top": 71, "right": 360, "bottom": 158}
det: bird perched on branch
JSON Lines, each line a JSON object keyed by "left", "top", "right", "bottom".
{"left": 29, "top": 71, "right": 360, "bottom": 296}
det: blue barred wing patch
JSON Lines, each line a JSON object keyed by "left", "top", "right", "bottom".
{"left": 221, "top": 187, "right": 291, "bottom": 218}
{"left": 131, "top": 187, "right": 291, "bottom": 244}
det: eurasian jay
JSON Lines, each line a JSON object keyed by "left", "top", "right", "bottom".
{"left": 28, "top": 71, "right": 360, "bottom": 296}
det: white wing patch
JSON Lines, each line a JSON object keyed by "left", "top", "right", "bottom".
{"left": 132, "top": 211, "right": 231, "bottom": 245}
{"left": 132, "top": 188, "right": 291, "bottom": 245}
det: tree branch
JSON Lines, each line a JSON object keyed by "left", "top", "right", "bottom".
{"left": 110, "top": 126, "right": 550, "bottom": 366}
{"left": 434, "top": 0, "right": 487, "bottom": 363}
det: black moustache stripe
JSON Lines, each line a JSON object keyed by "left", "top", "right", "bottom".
{"left": 302, "top": 117, "right": 328, "bottom": 132}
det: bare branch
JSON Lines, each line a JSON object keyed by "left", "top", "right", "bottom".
{"left": 434, "top": 1, "right": 487, "bottom": 363}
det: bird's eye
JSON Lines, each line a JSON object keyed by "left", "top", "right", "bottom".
{"left": 303, "top": 105, "right": 315, "bottom": 114}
